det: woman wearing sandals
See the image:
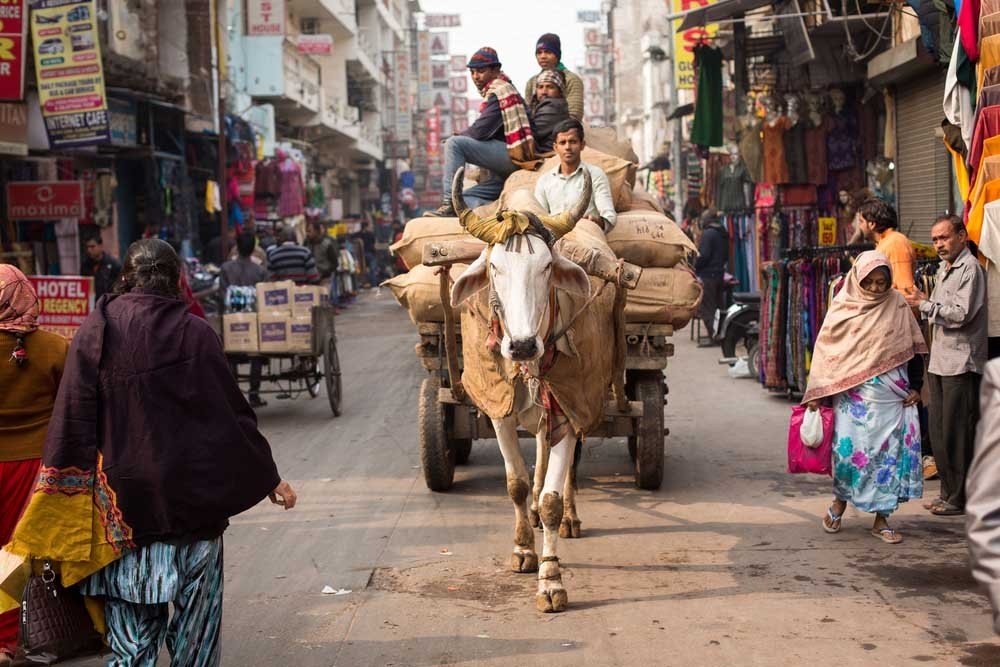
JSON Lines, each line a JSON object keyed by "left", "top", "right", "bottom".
{"left": 803, "top": 251, "right": 928, "bottom": 544}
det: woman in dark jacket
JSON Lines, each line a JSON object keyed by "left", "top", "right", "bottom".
{"left": 5, "top": 239, "right": 296, "bottom": 666}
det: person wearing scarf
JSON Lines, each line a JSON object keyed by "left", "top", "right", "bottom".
{"left": 0, "top": 266, "right": 68, "bottom": 664}
{"left": 803, "top": 251, "right": 928, "bottom": 544}
{"left": 428, "top": 46, "right": 541, "bottom": 217}
{"left": 530, "top": 69, "right": 570, "bottom": 154}
{"left": 525, "top": 33, "right": 584, "bottom": 121}
{"left": 2, "top": 240, "right": 297, "bottom": 665}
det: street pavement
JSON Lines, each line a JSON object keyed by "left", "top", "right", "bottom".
{"left": 76, "top": 291, "right": 1000, "bottom": 666}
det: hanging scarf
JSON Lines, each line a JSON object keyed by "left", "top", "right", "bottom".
{"left": 802, "top": 251, "right": 927, "bottom": 403}
{"left": 482, "top": 75, "right": 542, "bottom": 170}
{"left": 0, "top": 264, "right": 39, "bottom": 334}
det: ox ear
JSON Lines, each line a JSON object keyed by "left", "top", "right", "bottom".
{"left": 450, "top": 251, "right": 489, "bottom": 306}
{"left": 552, "top": 254, "right": 591, "bottom": 297}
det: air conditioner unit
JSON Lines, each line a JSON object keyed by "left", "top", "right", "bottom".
{"left": 301, "top": 18, "right": 319, "bottom": 35}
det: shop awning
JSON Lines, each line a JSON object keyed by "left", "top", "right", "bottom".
{"left": 676, "top": 0, "right": 775, "bottom": 31}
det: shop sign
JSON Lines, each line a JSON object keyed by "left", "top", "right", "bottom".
{"left": 108, "top": 97, "right": 136, "bottom": 146}
{"left": 818, "top": 217, "right": 837, "bottom": 246}
{"left": 452, "top": 114, "right": 468, "bottom": 134}
{"left": 584, "top": 28, "right": 603, "bottom": 47}
{"left": 247, "top": 0, "right": 284, "bottom": 36}
{"left": 450, "top": 95, "right": 466, "bottom": 115}
{"left": 431, "top": 61, "right": 448, "bottom": 88}
{"left": 0, "top": 101, "right": 28, "bottom": 155}
{"left": 424, "top": 13, "right": 460, "bottom": 28}
{"left": 417, "top": 31, "right": 432, "bottom": 110}
{"left": 449, "top": 75, "right": 466, "bottom": 94}
{"left": 6, "top": 180, "right": 84, "bottom": 220}
{"left": 0, "top": 0, "right": 27, "bottom": 100}
{"left": 449, "top": 54, "right": 465, "bottom": 72}
{"left": 30, "top": 0, "right": 111, "bottom": 147}
{"left": 27, "top": 275, "right": 93, "bottom": 339}
{"left": 296, "top": 34, "right": 332, "bottom": 55}
{"left": 672, "top": 0, "right": 719, "bottom": 90}
{"left": 577, "top": 10, "right": 601, "bottom": 23}
{"left": 394, "top": 50, "right": 411, "bottom": 140}
{"left": 429, "top": 31, "right": 449, "bottom": 56}
{"left": 425, "top": 106, "right": 440, "bottom": 156}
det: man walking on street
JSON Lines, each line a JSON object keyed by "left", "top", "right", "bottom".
{"left": 905, "top": 215, "right": 988, "bottom": 516}
{"left": 694, "top": 209, "right": 729, "bottom": 344}
{"left": 306, "top": 222, "right": 340, "bottom": 304}
{"left": 220, "top": 231, "right": 269, "bottom": 408}
{"left": 81, "top": 233, "right": 121, "bottom": 298}
{"left": 856, "top": 198, "right": 916, "bottom": 293}
{"left": 427, "top": 47, "right": 539, "bottom": 216}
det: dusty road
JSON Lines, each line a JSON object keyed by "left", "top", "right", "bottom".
{"left": 74, "top": 292, "right": 1000, "bottom": 666}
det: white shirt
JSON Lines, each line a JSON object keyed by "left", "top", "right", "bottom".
{"left": 533, "top": 162, "right": 617, "bottom": 231}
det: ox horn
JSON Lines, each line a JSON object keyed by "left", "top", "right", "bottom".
{"left": 566, "top": 168, "right": 593, "bottom": 224}
{"left": 451, "top": 167, "right": 470, "bottom": 219}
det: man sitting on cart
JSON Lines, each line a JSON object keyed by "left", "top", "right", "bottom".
{"left": 266, "top": 226, "right": 321, "bottom": 285}
{"left": 533, "top": 119, "right": 617, "bottom": 233}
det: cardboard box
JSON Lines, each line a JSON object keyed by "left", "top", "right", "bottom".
{"left": 287, "top": 313, "right": 313, "bottom": 353}
{"left": 258, "top": 310, "right": 290, "bottom": 353}
{"left": 292, "top": 285, "right": 323, "bottom": 316}
{"left": 256, "top": 281, "right": 295, "bottom": 313}
{"left": 223, "top": 313, "right": 258, "bottom": 353}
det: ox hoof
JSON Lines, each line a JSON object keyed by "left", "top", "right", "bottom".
{"left": 511, "top": 550, "right": 538, "bottom": 573}
{"left": 559, "top": 518, "right": 582, "bottom": 539}
{"left": 529, "top": 509, "right": 541, "bottom": 529}
{"left": 535, "top": 588, "right": 569, "bottom": 613}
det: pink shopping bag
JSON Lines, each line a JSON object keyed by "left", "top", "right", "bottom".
{"left": 787, "top": 405, "right": 834, "bottom": 476}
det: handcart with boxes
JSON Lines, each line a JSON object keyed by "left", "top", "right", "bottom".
{"left": 221, "top": 280, "right": 342, "bottom": 417}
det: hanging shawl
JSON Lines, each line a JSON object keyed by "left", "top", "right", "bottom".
{"left": 4, "top": 291, "right": 280, "bottom": 589}
{"left": 802, "top": 251, "right": 928, "bottom": 403}
{"left": 483, "top": 75, "right": 542, "bottom": 170}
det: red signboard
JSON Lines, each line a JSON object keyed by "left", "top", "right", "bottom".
{"left": 6, "top": 181, "right": 85, "bottom": 219}
{"left": 296, "top": 34, "right": 332, "bottom": 55}
{"left": 425, "top": 107, "right": 440, "bottom": 156}
{"left": 0, "top": 0, "right": 27, "bottom": 100}
{"left": 27, "top": 275, "right": 94, "bottom": 339}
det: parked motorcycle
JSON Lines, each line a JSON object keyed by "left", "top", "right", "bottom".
{"left": 717, "top": 292, "right": 760, "bottom": 378}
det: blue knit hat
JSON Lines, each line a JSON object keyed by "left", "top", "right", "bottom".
{"left": 467, "top": 47, "right": 501, "bottom": 69}
{"left": 535, "top": 33, "right": 562, "bottom": 61}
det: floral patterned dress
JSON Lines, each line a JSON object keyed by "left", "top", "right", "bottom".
{"left": 832, "top": 366, "right": 923, "bottom": 515}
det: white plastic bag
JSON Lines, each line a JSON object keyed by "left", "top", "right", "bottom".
{"left": 800, "top": 409, "right": 824, "bottom": 449}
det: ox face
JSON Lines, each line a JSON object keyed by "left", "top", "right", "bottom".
{"left": 452, "top": 237, "right": 590, "bottom": 362}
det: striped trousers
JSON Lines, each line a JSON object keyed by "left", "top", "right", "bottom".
{"left": 80, "top": 538, "right": 223, "bottom": 667}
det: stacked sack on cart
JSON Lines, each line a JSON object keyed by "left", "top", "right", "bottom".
{"left": 221, "top": 281, "right": 325, "bottom": 354}
{"left": 385, "top": 127, "right": 702, "bottom": 328}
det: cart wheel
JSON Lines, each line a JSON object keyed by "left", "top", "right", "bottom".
{"left": 633, "top": 370, "right": 665, "bottom": 490}
{"left": 306, "top": 358, "right": 322, "bottom": 398}
{"left": 324, "top": 336, "right": 342, "bottom": 417}
{"left": 454, "top": 439, "right": 473, "bottom": 465}
{"left": 419, "top": 376, "right": 455, "bottom": 491}
{"left": 747, "top": 340, "right": 760, "bottom": 380}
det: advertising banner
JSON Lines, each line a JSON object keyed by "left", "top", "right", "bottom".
{"left": 27, "top": 275, "right": 94, "bottom": 340}
{"left": 0, "top": 0, "right": 27, "bottom": 100}
{"left": 247, "top": 0, "right": 285, "bottom": 36}
{"left": 6, "top": 180, "right": 84, "bottom": 219}
{"left": 30, "top": 0, "right": 110, "bottom": 147}
{"left": 672, "top": 0, "right": 719, "bottom": 90}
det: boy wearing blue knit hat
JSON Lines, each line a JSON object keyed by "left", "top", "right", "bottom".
{"left": 525, "top": 33, "right": 584, "bottom": 121}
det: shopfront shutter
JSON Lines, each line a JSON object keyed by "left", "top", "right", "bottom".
{"left": 895, "top": 71, "right": 954, "bottom": 244}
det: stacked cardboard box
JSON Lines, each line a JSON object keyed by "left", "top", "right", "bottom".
{"left": 223, "top": 281, "right": 319, "bottom": 354}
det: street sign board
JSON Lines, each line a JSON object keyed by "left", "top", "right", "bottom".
{"left": 27, "top": 275, "right": 94, "bottom": 340}
{"left": 247, "top": 0, "right": 285, "bottom": 36}
{"left": 0, "top": 0, "right": 27, "bottom": 100}
{"left": 450, "top": 55, "right": 466, "bottom": 72}
{"left": 432, "top": 61, "right": 449, "bottom": 88}
{"left": 6, "top": 181, "right": 84, "bottom": 220}
{"left": 417, "top": 31, "right": 432, "bottom": 109}
{"left": 296, "top": 34, "right": 333, "bottom": 55}
{"left": 673, "top": 0, "right": 720, "bottom": 90}
{"left": 429, "top": 32, "right": 449, "bottom": 56}
{"left": 449, "top": 75, "right": 466, "bottom": 94}
{"left": 577, "top": 10, "right": 602, "bottom": 23}
{"left": 425, "top": 14, "right": 461, "bottom": 28}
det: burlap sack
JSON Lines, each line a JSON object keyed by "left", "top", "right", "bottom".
{"left": 500, "top": 148, "right": 636, "bottom": 213}
{"left": 383, "top": 263, "right": 469, "bottom": 324}
{"left": 607, "top": 211, "right": 697, "bottom": 268}
{"left": 629, "top": 186, "right": 666, "bottom": 215}
{"left": 625, "top": 266, "right": 703, "bottom": 327}
{"left": 498, "top": 188, "right": 548, "bottom": 216}
{"left": 585, "top": 125, "right": 640, "bottom": 164}
{"left": 390, "top": 217, "right": 486, "bottom": 270}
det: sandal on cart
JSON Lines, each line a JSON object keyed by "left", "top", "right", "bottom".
{"left": 871, "top": 527, "right": 903, "bottom": 544}
{"left": 822, "top": 506, "right": 843, "bottom": 534}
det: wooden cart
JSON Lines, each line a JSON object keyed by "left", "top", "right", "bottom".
{"left": 414, "top": 241, "right": 673, "bottom": 492}
{"left": 225, "top": 305, "right": 342, "bottom": 417}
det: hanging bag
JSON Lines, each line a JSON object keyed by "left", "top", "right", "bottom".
{"left": 787, "top": 405, "right": 833, "bottom": 475}
{"left": 20, "top": 560, "right": 104, "bottom": 664}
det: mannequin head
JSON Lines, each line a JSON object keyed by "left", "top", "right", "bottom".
{"left": 785, "top": 94, "right": 800, "bottom": 124}
{"left": 829, "top": 88, "right": 846, "bottom": 113}
{"left": 728, "top": 144, "right": 741, "bottom": 163}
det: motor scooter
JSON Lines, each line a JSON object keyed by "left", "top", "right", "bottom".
{"left": 717, "top": 292, "right": 760, "bottom": 377}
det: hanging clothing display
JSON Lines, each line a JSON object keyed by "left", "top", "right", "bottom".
{"left": 805, "top": 119, "right": 829, "bottom": 185}
{"left": 783, "top": 121, "right": 809, "bottom": 185}
{"left": 739, "top": 119, "right": 764, "bottom": 183}
{"left": 277, "top": 158, "right": 305, "bottom": 218}
{"left": 691, "top": 45, "right": 724, "bottom": 147}
{"left": 826, "top": 110, "right": 859, "bottom": 171}
{"left": 762, "top": 118, "right": 790, "bottom": 185}
{"left": 715, "top": 161, "right": 753, "bottom": 212}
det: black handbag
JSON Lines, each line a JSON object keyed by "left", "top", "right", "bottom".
{"left": 19, "top": 561, "right": 103, "bottom": 664}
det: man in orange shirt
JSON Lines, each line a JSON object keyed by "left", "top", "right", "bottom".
{"left": 856, "top": 199, "right": 916, "bottom": 293}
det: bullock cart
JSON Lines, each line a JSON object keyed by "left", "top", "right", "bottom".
{"left": 414, "top": 240, "right": 672, "bottom": 492}
{"left": 224, "top": 305, "right": 342, "bottom": 416}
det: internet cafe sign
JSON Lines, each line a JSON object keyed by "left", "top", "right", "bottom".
{"left": 6, "top": 181, "right": 85, "bottom": 220}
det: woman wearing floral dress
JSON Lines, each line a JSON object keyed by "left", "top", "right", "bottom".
{"left": 803, "top": 251, "right": 928, "bottom": 544}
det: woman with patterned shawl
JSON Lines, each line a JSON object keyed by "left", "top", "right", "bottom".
{"left": 0, "top": 266, "right": 68, "bottom": 664}
{"left": 2, "top": 239, "right": 297, "bottom": 666}
{"left": 803, "top": 251, "right": 927, "bottom": 544}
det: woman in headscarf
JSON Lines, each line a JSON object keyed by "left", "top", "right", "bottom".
{"left": 3, "top": 239, "right": 296, "bottom": 665}
{"left": 524, "top": 33, "right": 584, "bottom": 120}
{"left": 530, "top": 69, "right": 570, "bottom": 154}
{"left": 0, "top": 266, "right": 68, "bottom": 664}
{"left": 803, "top": 251, "right": 927, "bottom": 544}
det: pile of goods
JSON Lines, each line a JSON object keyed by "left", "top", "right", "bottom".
{"left": 222, "top": 280, "right": 324, "bottom": 354}
{"left": 387, "top": 130, "right": 702, "bottom": 329}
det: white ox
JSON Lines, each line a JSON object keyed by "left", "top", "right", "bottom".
{"left": 449, "top": 169, "right": 594, "bottom": 612}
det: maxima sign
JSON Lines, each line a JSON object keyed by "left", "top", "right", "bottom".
{"left": 6, "top": 181, "right": 84, "bottom": 219}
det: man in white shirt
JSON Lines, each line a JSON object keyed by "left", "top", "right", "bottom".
{"left": 533, "top": 119, "right": 617, "bottom": 232}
